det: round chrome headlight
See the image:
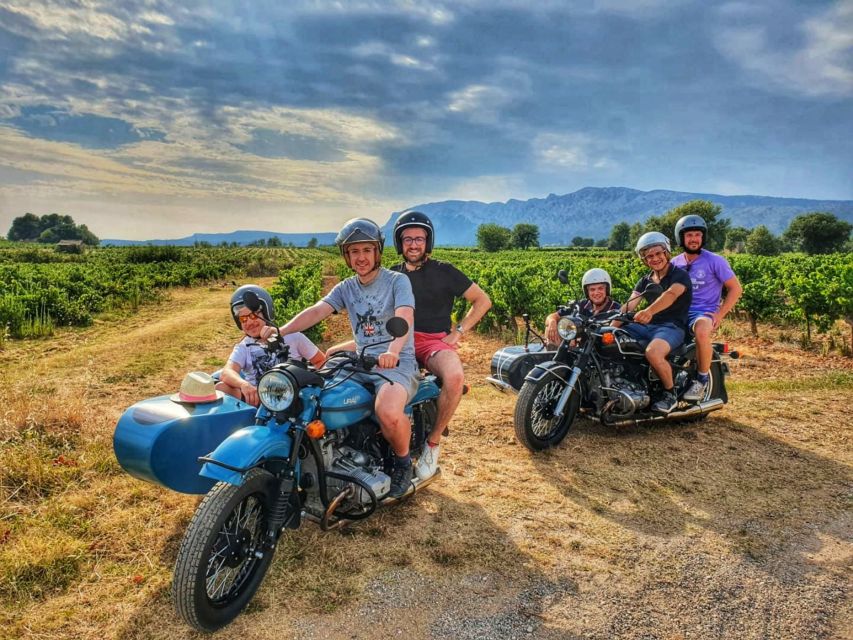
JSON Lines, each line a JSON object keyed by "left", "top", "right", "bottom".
{"left": 257, "top": 370, "right": 296, "bottom": 412}
{"left": 557, "top": 317, "right": 578, "bottom": 341}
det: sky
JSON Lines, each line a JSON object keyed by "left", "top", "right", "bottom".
{"left": 0, "top": 0, "right": 851, "bottom": 240}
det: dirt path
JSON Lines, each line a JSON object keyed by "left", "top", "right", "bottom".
{"left": 1, "top": 286, "right": 851, "bottom": 640}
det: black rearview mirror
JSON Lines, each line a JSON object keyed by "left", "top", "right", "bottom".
{"left": 557, "top": 269, "right": 569, "bottom": 285}
{"left": 386, "top": 317, "right": 409, "bottom": 338}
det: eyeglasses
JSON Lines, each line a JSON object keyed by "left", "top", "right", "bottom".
{"left": 402, "top": 236, "right": 426, "bottom": 246}
{"left": 238, "top": 312, "right": 262, "bottom": 324}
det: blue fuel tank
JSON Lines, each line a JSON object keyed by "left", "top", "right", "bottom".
{"left": 319, "top": 378, "right": 374, "bottom": 429}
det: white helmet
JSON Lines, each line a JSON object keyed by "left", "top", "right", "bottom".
{"left": 581, "top": 268, "right": 612, "bottom": 296}
{"left": 635, "top": 231, "right": 671, "bottom": 257}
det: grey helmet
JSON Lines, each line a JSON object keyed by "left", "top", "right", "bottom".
{"left": 674, "top": 214, "right": 707, "bottom": 249}
{"left": 635, "top": 231, "right": 672, "bottom": 257}
{"left": 581, "top": 267, "right": 612, "bottom": 296}
{"left": 230, "top": 284, "right": 275, "bottom": 329}
{"left": 335, "top": 217, "right": 385, "bottom": 256}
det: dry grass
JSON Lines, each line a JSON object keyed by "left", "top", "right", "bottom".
{"left": 0, "top": 291, "right": 850, "bottom": 640}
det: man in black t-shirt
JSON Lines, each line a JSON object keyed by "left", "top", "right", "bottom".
{"left": 390, "top": 211, "right": 492, "bottom": 480}
{"left": 621, "top": 232, "right": 692, "bottom": 414}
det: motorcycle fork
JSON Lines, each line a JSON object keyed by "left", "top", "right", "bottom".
{"left": 264, "top": 428, "right": 304, "bottom": 546}
{"left": 553, "top": 348, "right": 590, "bottom": 419}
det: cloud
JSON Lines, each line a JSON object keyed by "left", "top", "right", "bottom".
{"left": 533, "top": 132, "right": 616, "bottom": 172}
{"left": 715, "top": 0, "right": 853, "bottom": 97}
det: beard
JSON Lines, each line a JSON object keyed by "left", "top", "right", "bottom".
{"left": 684, "top": 246, "right": 702, "bottom": 255}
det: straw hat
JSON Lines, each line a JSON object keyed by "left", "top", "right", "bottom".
{"left": 170, "top": 371, "right": 224, "bottom": 403}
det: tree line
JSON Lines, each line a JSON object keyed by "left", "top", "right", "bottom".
{"left": 475, "top": 201, "right": 852, "bottom": 255}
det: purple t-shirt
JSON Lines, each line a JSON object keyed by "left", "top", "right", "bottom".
{"left": 671, "top": 250, "right": 736, "bottom": 314}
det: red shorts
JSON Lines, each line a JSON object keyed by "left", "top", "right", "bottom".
{"left": 414, "top": 331, "right": 457, "bottom": 368}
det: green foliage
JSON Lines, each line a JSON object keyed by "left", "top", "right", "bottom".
{"left": 725, "top": 226, "right": 750, "bottom": 252}
{"left": 745, "top": 225, "right": 780, "bottom": 256}
{"left": 644, "top": 200, "right": 730, "bottom": 252}
{"left": 510, "top": 224, "right": 539, "bottom": 249}
{"left": 608, "top": 222, "right": 631, "bottom": 251}
{"left": 476, "top": 223, "right": 512, "bottom": 252}
{"left": 269, "top": 260, "right": 325, "bottom": 343}
{"left": 782, "top": 212, "right": 852, "bottom": 255}
{"left": 571, "top": 236, "right": 595, "bottom": 247}
{"left": 7, "top": 213, "right": 99, "bottom": 245}
{"left": 307, "top": 237, "right": 319, "bottom": 248}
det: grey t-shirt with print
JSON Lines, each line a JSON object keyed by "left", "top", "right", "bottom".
{"left": 322, "top": 268, "right": 417, "bottom": 364}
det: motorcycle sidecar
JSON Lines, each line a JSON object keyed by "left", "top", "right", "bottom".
{"left": 114, "top": 394, "right": 256, "bottom": 494}
{"left": 486, "top": 344, "right": 555, "bottom": 393}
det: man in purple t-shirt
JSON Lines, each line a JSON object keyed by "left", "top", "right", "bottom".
{"left": 671, "top": 215, "right": 742, "bottom": 401}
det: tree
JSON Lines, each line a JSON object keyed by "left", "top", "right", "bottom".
{"left": 725, "top": 226, "right": 750, "bottom": 252}
{"left": 645, "top": 200, "right": 730, "bottom": 252}
{"left": 594, "top": 238, "right": 608, "bottom": 247}
{"left": 571, "top": 236, "right": 594, "bottom": 247}
{"left": 266, "top": 236, "right": 282, "bottom": 247}
{"left": 7, "top": 212, "right": 99, "bottom": 245}
{"left": 745, "top": 225, "right": 780, "bottom": 256}
{"left": 782, "top": 212, "right": 852, "bottom": 254}
{"left": 307, "top": 237, "right": 318, "bottom": 248}
{"left": 511, "top": 223, "right": 539, "bottom": 249}
{"left": 7, "top": 213, "right": 42, "bottom": 241}
{"left": 628, "top": 222, "right": 643, "bottom": 251}
{"left": 476, "top": 223, "right": 511, "bottom": 252}
{"left": 607, "top": 222, "right": 631, "bottom": 251}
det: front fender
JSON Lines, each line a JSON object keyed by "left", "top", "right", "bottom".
{"left": 200, "top": 424, "right": 292, "bottom": 486}
{"left": 524, "top": 359, "right": 574, "bottom": 385}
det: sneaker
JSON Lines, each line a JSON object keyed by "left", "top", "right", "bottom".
{"left": 415, "top": 442, "right": 440, "bottom": 481}
{"left": 652, "top": 390, "right": 678, "bottom": 414}
{"left": 388, "top": 460, "right": 413, "bottom": 498}
{"left": 683, "top": 379, "right": 707, "bottom": 402}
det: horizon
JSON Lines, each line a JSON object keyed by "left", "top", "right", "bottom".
{"left": 1, "top": 1, "right": 851, "bottom": 240}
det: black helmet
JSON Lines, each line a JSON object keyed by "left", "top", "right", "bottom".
{"left": 335, "top": 217, "right": 385, "bottom": 256}
{"left": 393, "top": 210, "right": 434, "bottom": 254}
{"left": 230, "top": 284, "right": 275, "bottom": 329}
{"left": 674, "top": 214, "right": 707, "bottom": 248}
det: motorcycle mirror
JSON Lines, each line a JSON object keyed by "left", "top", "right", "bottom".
{"left": 241, "top": 291, "right": 262, "bottom": 313}
{"left": 557, "top": 269, "right": 569, "bottom": 285}
{"left": 386, "top": 317, "right": 409, "bottom": 338}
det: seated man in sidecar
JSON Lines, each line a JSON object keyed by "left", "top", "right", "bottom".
{"left": 544, "top": 267, "right": 621, "bottom": 348}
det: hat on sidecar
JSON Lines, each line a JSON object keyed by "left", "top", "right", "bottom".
{"left": 170, "top": 371, "right": 224, "bottom": 404}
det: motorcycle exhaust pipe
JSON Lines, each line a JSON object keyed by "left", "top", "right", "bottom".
{"left": 486, "top": 376, "right": 516, "bottom": 394}
{"left": 602, "top": 398, "right": 725, "bottom": 428}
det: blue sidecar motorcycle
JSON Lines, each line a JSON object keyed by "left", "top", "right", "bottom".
{"left": 113, "top": 316, "right": 440, "bottom": 632}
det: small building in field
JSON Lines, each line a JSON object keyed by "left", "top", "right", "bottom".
{"left": 56, "top": 239, "right": 86, "bottom": 253}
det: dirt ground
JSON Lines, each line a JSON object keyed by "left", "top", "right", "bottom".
{"left": 1, "top": 281, "right": 851, "bottom": 640}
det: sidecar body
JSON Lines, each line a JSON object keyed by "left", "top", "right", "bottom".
{"left": 486, "top": 344, "right": 555, "bottom": 393}
{"left": 113, "top": 394, "right": 256, "bottom": 494}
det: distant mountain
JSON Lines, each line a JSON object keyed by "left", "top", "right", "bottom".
{"left": 102, "top": 187, "right": 853, "bottom": 247}
{"left": 383, "top": 187, "right": 853, "bottom": 246}
{"left": 102, "top": 230, "right": 337, "bottom": 247}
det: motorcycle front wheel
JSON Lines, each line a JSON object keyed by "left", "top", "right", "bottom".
{"left": 513, "top": 374, "right": 580, "bottom": 451}
{"left": 173, "top": 468, "right": 278, "bottom": 632}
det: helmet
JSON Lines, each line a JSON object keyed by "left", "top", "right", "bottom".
{"left": 230, "top": 284, "right": 275, "bottom": 330}
{"left": 674, "top": 214, "right": 707, "bottom": 248}
{"left": 335, "top": 217, "right": 385, "bottom": 256}
{"left": 581, "top": 267, "right": 612, "bottom": 296}
{"left": 636, "top": 231, "right": 672, "bottom": 257}
{"left": 393, "top": 210, "right": 435, "bottom": 254}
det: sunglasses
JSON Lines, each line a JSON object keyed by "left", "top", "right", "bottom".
{"left": 238, "top": 312, "right": 262, "bottom": 324}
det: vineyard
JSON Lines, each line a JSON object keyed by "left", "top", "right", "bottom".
{"left": 1, "top": 244, "right": 851, "bottom": 352}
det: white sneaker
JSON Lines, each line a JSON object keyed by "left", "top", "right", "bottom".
{"left": 683, "top": 379, "right": 707, "bottom": 402}
{"left": 415, "top": 442, "right": 440, "bottom": 480}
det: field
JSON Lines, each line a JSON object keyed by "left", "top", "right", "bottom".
{"left": 0, "top": 251, "right": 851, "bottom": 639}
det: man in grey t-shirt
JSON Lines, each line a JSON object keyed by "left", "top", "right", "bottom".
{"left": 263, "top": 218, "right": 418, "bottom": 498}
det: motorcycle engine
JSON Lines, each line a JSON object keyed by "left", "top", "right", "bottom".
{"left": 328, "top": 445, "right": 391, "bottom": 504}
{"left": 601, "top": 365, "right": 650, "bottom": 416}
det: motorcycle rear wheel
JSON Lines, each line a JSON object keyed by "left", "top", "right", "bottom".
{"left": 513, "top": 375, "right": 579, "bottom": 451}
{"left": 173, "top": 468, "right": 278, "bottom": 632}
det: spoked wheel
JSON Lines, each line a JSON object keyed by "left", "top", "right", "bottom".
{"left": 173, "top": 468, "right": 279, "bottom": 632}
{"left": 513, "top": 374, "right": 579, "bottom": 451}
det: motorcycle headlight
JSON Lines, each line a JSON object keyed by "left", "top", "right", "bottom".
{"left": 557, "top": 317, "right": 578, "bottom": 341}
{"left": 257, "top": 370, "right": 296, "bottom": 412}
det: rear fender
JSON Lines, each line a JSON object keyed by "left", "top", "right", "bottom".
{"left": 200, "top": 424, "right": 293, "bottom": 486}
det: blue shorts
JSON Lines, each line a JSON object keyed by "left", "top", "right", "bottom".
{"left": 624, "top": 322, "right": 685, "bottom": 352}
{"left": 688, "top": 310, "right": 715, "bottom": 332}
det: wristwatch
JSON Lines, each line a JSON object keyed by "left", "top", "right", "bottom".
{"left": 455, "top": 324, "right": 465, "bottom": 334}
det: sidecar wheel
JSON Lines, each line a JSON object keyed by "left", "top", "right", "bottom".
{"left": 513, "top": 375, "right": 579, "bottom": 451}
{"left": 173, "top": 468, "right": 277, "bottom": 632}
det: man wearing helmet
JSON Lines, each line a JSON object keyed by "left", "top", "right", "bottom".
{"left": 263, "top": 218, "right": 420, "bottom": 498}
{"left": 389, "top": 211, "right": 492, "bottom": 481}
{"left": 621, "top": 232, "right": 693, "bottom": 414}
{"left": 670, "top": 215, "right": 742, "bottom": 401}
{"left": 544, "top": 268, "right": 621, "bottom": 346}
